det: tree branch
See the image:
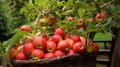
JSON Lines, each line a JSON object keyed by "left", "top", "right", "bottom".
{"left": 100, "top": 2, "right": 112, "bottom": 9}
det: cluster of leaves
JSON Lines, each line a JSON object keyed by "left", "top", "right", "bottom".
{"left": 1, "top": 31, "right": 29, "bottom": 58}
{"left": 20, "top": 0, "right": 120, "bottom": 35}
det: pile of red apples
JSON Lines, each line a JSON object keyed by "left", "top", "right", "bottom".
{"left": 9, "top": 26, "right": 99, "bottom": 60}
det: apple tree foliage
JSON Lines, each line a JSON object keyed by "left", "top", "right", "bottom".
{"left": 19, "top": 0, "right": 120, "bottom": 36}
{"left": 1, "top": 0, "right": 120, "bottom": 60}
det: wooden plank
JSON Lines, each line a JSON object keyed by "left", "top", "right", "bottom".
{"left": 99, "top": 49, "right": 111, "bottom": 52}
{"left": 97, "top": 58, "right": 109, "bottom": 62}
{"left": 111, "top": 28, "right": 120, "bottom": 67}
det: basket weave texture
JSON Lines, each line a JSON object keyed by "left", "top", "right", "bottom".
{"left": 11, "top": 53, "right": 97, "bottom": 67}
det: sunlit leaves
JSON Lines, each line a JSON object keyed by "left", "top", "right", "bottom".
{"left": 5, "top": 31, "right": 29, "bottom": 58}
{"left": 19, "top": 0, "right": 120, "bottom": 38}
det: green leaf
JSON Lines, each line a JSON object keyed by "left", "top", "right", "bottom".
{"left": 108, "top": 4, "right": 117, "bottom": 13}
{"left": 94, "top": 0, "right": 103, "bottom": 5}
{"left": 77, "top": 8, "right": 85, "bottom": 17}
{"left": 67, "top": 0, "right": 73, "bottom": 7}
{"left": 86, "top": 23, "right": 106, "bottom": 33}
{"left": 5, "top": 39, "right": 13, "bottom": 58}
{"left": 11, "top": 31, "right": 28, "bottom": 42}
{"left": 89, "top": 32, "right": 96, "bottom": 40}
{"left": 29, "top": 0, "right": 33, "bottom": 5}
{"left": 6, "top": 31, "right": 29, "bottom": 58}
{"left": 34, "top": 0, "right": 42, "bottom": 4}
{"left": 104, "top": 16, "right": 112, "bottom": 26}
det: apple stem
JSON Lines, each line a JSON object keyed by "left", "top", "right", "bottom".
{"left": 100, "top": 2, "right": 112, "bottom": 9}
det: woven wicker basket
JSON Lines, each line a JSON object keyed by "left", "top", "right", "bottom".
{"left": 11, "top": 53, "right": 97, "bottom": 67}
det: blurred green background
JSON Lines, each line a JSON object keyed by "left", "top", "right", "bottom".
{"left": 0, "top": 0, "right": 30, "bottom": 42}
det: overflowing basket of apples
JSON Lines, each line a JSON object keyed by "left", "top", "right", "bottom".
{"left": 10, "top": 27, "right": 98, "bottom": 67}
{"left": 7, "top": 12, "right": 107, "bottom": 67}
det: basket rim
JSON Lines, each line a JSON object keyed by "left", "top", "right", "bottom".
{"left": 11, "top": 53, "right": 97, "bottom": 64}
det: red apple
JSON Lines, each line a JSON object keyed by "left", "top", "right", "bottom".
{"left": 14, "top": 44, "right": 20, "bottom": 49}
{"left": 73, "top": 42, "right": 85, "bottom": 53}
{"left": 44, "top": 52, "right": 55, "bottom": 59}
{"left": 42, "top": 33, "right": 48, "bottom": 40}
{"left": 33, "top": 36, "right": 47, "bottom": 50}
{"left": 31, "top": 49, "right": 45, "bottom": 60}
{"left": 50, "top": 16, "right": 56, "bottom": 26}
{"left": 17, "top": 45, "right": 24, "bottom": 52}
{"left": 67, "top": 16, "right": 74, "bottom": 21}
{"left": 80, "top": 36, "right": 86, "bottom": 45}
{"left": 68, "top": 49, "right": 75, "bottom": 55}
{"left": 9, "top": 48, "right": 17, "bottom": 59}
{"left": 95, "top": 13, "right": 106, "bottom": 22}
{"left": 20, "top": 25, "right": 31, "bottom": 32}
{"left": 54, "top": 50, "right": 65, "bottom": 57}
{"left": 65, "top": 34, "right": 71, "bottom": 39}
{"left": 50, "top": 22, "right": 56, "bottom": 26}
{"left": 24, "top": 43, "right": 35, "bottom": 55}
{"left": 71, "top": 35, "right": 81, "bottom": 43}
{"left": 50, "top": 34, "right": 62, "bottom": 44}
{"left": 89, "top": 40, "right": 94, "bottom": 45}
{"left": 100, "top": 13, "right": 106, "bottom": 19}
{"left": 55, "top": 27, "right": 65, "bottom": 38}
{"left": 50, "top": 16, "right": 56, "bottom": 22}
{"left": 58, "top": 40, "right": 70, "bottom": 52}
{"left": 46, "top": 41, "right": 57, "bottom": 52}
{"left": 16, "top": 52, "right": 28, "bottom": 60}
{"left": 76, "top": 18, "right": 86, "bottom": 29}
{"left": 66, "top": 38, "right": 75, "bottom": 49}
{"left": 92, "top": 43, "right": 99, "bottom": 53}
